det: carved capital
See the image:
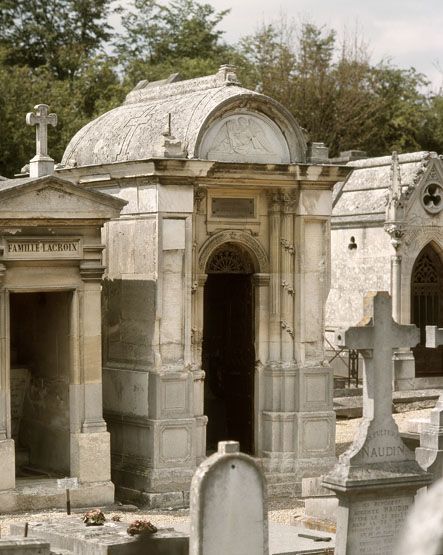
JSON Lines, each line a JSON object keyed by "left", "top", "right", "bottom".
{"left": 253, "top": 273, "right": 271, "bottom": 286}
{"left": 0, "top": 263, "right": 6, "bottom": 285}
{"left": 194, "top": 186, "right": 206, "bottom": 213}
{"left": 384, "top": 223, "right": 405, "bottom": 250}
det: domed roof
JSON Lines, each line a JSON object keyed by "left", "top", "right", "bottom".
{"left": 61, "top": 65, "right": 307, "bottom": 168}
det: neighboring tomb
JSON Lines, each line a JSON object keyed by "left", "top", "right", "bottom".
{"left": 323, "top": 292, "right": 431, "bottom": 555}
{"left": 57, "top": 66, "right": 350, "bottom": 506}
{"left": 0, "top": 165, "right": 125, "bottom": 510}
{"left": 327, "top": 151, "right": 443, "bottom": 390}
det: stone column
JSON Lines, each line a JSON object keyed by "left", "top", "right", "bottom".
{"left": 391, "top": 255, "right": 402, "bottom": 323}
{"left": 70, "top": 261, "right": 111, "bottom": 486}
{"left": 0, "top": 264, "right": 15, "bottom": 490}
{"left": 280, "top": 194, "right": 295, "bottom": 362}
{"left": 268, "top": 192, "right": 281, "bottom": 361}
{"left": 193, "top": 274, "right": 208, "bottom": 466}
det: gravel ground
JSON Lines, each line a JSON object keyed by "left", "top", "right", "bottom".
{"left": 0, "top": 407, "right": 433, "bottom": 536}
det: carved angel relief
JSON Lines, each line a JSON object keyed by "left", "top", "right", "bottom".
{"left": 209, "top": 117, "right": 274, "bottom": 157}
{"left": 201, "top": 113, "right": 290, "bottom": 164}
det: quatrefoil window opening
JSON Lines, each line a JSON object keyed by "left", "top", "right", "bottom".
{"left": 422, "top": 182, "right": 443, "bottom": 214}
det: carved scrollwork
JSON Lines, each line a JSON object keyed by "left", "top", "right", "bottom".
{"left": 280, "top": 238, "right": 295, "bottom": 255}
{"left": 281, "top": 280, "right": 294, "bottom": 295}
{"left": 280, "top": 320, "right": 294, "bottom": 338}
{"left": 194, "top": 186, "right": 206, "bottom": 213}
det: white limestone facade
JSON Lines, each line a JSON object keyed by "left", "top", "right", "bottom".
{"left": 58, "top": 66, "right": 350, "bottom": 506}
{"left": 327, "top": 152, "right": 443, "bottom": 390}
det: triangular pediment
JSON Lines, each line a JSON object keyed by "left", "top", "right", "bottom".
{"left": 0, "top": 175, "right": 126, "bottom": 220}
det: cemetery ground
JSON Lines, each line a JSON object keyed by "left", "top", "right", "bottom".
{"left": 0, "top": 405, "right": 433, "bottom": 537}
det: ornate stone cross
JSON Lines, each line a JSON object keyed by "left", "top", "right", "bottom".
{"left": 26, "top": 104, "right": 57, "bottom": 178}
{"left": 336, "top": 291, "right": 419, "bottom": 422}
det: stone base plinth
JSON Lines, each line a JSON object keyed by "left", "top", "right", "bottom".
{"left": 0, "top": 479, "right": 114, "bottom": 513}
{"left": 323, "top": 469, "right": 430, "bottom": 555}
{"left": 0, "top": 439, "right": 15, "bottom": 490}
{"left": 70, "top": 431, "right": 111, "bottom": 483}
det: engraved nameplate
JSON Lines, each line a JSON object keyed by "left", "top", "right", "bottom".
{"left": 4, "top": 238, "right": 82, "bottom": 260}
{"left": 211, "top": 198, "right": 255, "bottom": 218}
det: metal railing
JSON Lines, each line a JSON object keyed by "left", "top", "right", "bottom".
{"left": 325, "top": 334, "right": 360, "bottom": 388}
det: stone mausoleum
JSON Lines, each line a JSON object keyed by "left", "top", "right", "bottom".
{"left": 327, "top": 151, "right": 443, "bottom": 390}
{"left": 0, "top": 66, "right": 349, "bottom": 509}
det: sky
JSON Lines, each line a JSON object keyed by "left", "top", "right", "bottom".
{"left": 111, "top": 0, "right": 443, "bottom": 91}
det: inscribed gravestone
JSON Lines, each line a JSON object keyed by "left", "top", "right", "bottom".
{"left": 323, "top": 292, "right": 431, "bottom": 555}
{"left": 189, "top": 440, "right": 268, "bottom": 555}
{"left": 415, "top": 325, "right": 443, "bottom": 481}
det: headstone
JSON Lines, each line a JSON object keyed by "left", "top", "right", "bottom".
{"left": 323, "top": 292, "right": 431, "bottom": 555}
{"left": 415, "top": 325, "right": 443, "bottom": 481}
{"left": 189, "top": 440, "right": 268, "bottom": 555}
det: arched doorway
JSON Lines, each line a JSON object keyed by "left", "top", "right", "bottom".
{"left": 411, "top": 243, "right": 443, "bottom": 377}
{"left": 202, "top": 243, "right": 255, "bottom": 454}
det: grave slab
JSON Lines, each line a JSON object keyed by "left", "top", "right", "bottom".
{"left": 323, "top": 292, "right": 431, "bottom": 555}
{"left": 10, "top": 518, "right": 187, "bottom": 555}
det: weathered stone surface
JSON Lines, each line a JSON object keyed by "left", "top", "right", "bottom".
{"left": 190, "top": 441, "right": 268, "bottom": 555}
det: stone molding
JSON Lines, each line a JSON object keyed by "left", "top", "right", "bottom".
{"left": 198, "top": 229, "right": 269, "bottom": 273}
{"left": 79, "top": 261, "right": 105, "bottom": 281}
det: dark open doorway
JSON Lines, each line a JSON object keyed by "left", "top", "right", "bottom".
{"left": 10, "top": 291, "right": 71, "bottom": 478}
{"left": 202, "top": 244, "right": 255, "bottom": 454}
{"left": 411, "top": 243, "right": 443, "bottom": 377}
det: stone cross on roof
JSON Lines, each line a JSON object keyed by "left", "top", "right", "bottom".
{"left": 26, "top": 104, "right": 57, "bottom": 178}
{"left": 336, "top": 291, "right": 419, "bottom": 422}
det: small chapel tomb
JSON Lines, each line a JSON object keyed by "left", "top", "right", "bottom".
{"left": 56, "top": 65, "right": 351, "bottom": 506}
{"left": 323, "top": 291, "right": 431, "bottom": 555}
{"left": 0, "top": 104, "right": 126, "bottom": 511}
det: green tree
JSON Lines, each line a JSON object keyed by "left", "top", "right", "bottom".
{"left": 237, "top": 18, "right": 432, "bottom": 157}
{"left": 115, "top": 0, "right": 234, "bottom": 86}
{"left": 0, "top": 55, "right": 125, "bottom": 178}
{"left": 0, "top": 0, "right": 113, "bottom": 79}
